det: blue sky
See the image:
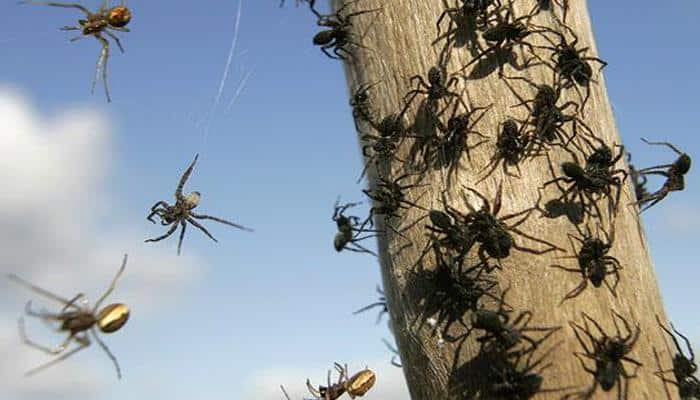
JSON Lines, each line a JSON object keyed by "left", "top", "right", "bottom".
{"left": 0, "top": 1, "right": 698, "bottom": 399}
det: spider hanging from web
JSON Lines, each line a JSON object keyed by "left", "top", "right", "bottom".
{"left": 6, "top": 254, "right": 130, "bottom": 379}
{"left": 19, "top": 0, "right": 132, "bottom": 102}
{"left": 146, "top": 154, "right": 253, "bottom": 255}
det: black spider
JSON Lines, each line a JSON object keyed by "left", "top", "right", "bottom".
{"left": 487, "top": 343, "right": 572, "bottom": 399}
{"left": 504, "top": 75, "right": 593, "bottom": 156}
{"left": 461, "top": 182, "right": 563, "bottom": 267}
{"left": 634, "top": 138, "right": 691, "bottom": 213}
{"left": 476, "top": 118, "right": 533, "bottom": 184}
{"left": 311, "top": 0, "right": 380, "bottom": 60}
{"left": 543, "top": 149, "right": 626, "bottom": 220}
{"left": 435, "top": 101, "right": 491, "bottom": 166}
{"left": 533, "top": 24, "right": 607, "bottom": 114}
{"left": 654, "top": 315, "right": 699, "bottom": 399}
{"left": 433, "top": 0, "right": 495, "bottom": 50}
{"left": 412, "top": 242, "right": 498, "bottom": 339}
{"left": 566, "top": 312, "right": 643, "bottom": 400}
{"left": 459, "top": 0, "right": 544, "bottom": 76}
{"left": 550, "top": 223, "right": 621, "bottom": 303}
{"left": 470, "top": 287, "right": 560, "bottom": 356}
{"left": 350, "top": 80, "right": 380, "bottom": 131}
{"left": 528, "top": 0, "right": 569, "bottom": 23}
{"left": 332, "top": 199, "right": 380, "bottom": 257}
{"left": 354, "top": 285, "right": 388, "bottom": 324}
{"left": 626, "top": 152, "right": 650, "bottom": 203}
{"left": 361, "top": 172, "right": 429, "bottom": 242}
{"left": 405, "top": 65, "right": 464, "bottom": 117}
{"left": 358, "top": 99, "right": 414, "bottom": 182}
{"left": 416, "top": 194, "right": 477, "bottom": 269}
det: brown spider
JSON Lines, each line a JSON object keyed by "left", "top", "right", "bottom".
{"left": 146, "top": 154, "right": 253, "bottom": 255}
{"left": 281, "top": 363, "right": 376, "bottom": 400}
{"left": 19, "top": 0, "right": 132, "bottom": 102}
{"left": 6, "top": 254, "right": 130, "bottom": 379}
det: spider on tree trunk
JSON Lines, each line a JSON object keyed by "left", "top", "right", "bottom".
{"left": 20, "top": 0, "right": 132, "bottom": 102}
{"left": 549, "top": 222, "right": 622, "bottom": 303}
{"left": 565, "top": 311, "right": 643, "bottom": 400}
{"left": 145, "top": 154, "right": 253, "bottom": 255}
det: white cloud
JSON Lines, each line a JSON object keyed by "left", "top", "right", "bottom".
{"left": 0, "top": 88, "right": 203, "bottom": 399}
{"left": 246, "top": 359, "right": 410, "bottom": 400}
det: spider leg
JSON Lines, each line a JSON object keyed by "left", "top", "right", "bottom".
{"left": 177, "top": 221, "right": 188, "bottom": 255}
{"left": 103, "top": 30, "right": 125, "bottom": 53}
{"left": 7, "top": 274, "right": 82, "bottom": 310}
{"left": 18, "top": 1, "right": 90, "bottom": 14}
{"left": 145, "top": 222, "right": 179, "bottom": 243}
{"left": 91, "top": 328, "right": 122, "bottom": 379}
{"left": 93, "top": 34, "right": 111, "bottom": 102}
{"left": 24, "top": 334, "right": 90, "bottom": 377}
{"left": 190, "top": 212, "right": 253, "bottom": 232}
{"left": 175, "top": 154, "right": 199, "bottom": 199}
{"left": 186, "top": 217, "right": 219, "bottom": 244}
{"left": 18, "top": 317, "right": 74, "bottom": 354}
{"left": 652, "top": 347, "right": 674, "bottom": 400}
{"left": 93, "top": 254, "right": 127, "bottom": 312}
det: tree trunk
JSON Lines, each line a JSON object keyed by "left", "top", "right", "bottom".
{"left": 332, "top": 0, "right": 677, "bottom": 399}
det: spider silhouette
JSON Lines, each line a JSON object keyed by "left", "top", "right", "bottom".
{"left": 20, "top": 0, "right": 132, "bottom": 102}
{"left": 566, "top": 312, "right": 642, "bottom": 400}
{"left": 146, "top": 154, "right": 252, "bottom": 255}
{"left": 7, "top": 254, "right": 129, "bottom": 378}
{"left": 634, "top": 138, "right": 691, "bottom": 213}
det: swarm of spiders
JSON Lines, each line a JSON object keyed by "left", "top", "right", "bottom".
{"left": 9, "top": 0, "right": 695, "bottom": 398}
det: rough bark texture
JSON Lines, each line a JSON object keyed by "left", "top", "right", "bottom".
{"left": 332, "top": 0, "right": 677, "bottom": 399}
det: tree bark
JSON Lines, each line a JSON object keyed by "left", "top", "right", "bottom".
{"left": 332, "top": 0, "right": 678, "bottom": 399}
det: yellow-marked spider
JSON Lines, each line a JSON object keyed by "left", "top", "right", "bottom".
{"left": 19, "top": 0, "right": 132, "bottom": 102}
{"left": 146, "top": 154, "right": 253, "bottom": 255}
{"left": 6, "top": 254, "right": 129, "bottom": 378}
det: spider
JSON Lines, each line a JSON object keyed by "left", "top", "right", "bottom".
{"left": 504, "top": 75, "right": 593, "bottom": 156}
{"left": 405, "top": 65, "right": 465, "bottom": 117}
{"left": 626, "top": 152, "right": 650, "bottom": 203}
{"left": 20, "top": 0, "right": 132, "bottom": 102}
{"left": 427, "top": 101, "right": 491, "bottom": 177}
{"left": 358, "top": 99, "right": 414, "bottom": 182}
{"left": 415, "top": 192, "right": 477, "bottom": 268}
{"left": 282, "top": 363, "right": 375, "bottom": 400}
{"left": 332, "top": 199, "right": 380, "bottom": 257}
{"left": 7, "top": 254, "right": 129, "bottom": 378}
{"left": 543, "top": 150, "right": 626, "bottom": 221}
{"left": 470, "top": 286, "right": 560, "bottom": 356}
{"left": 633, "top": 138, "right": 691, "bottom": 213}
{"left": 566, "top": 312, "right": 643, "bottom": 400}
{"left": 361, "top": 171, "right": 429, "bottom": 230}
{"left": 433, "top": 0, "right": 495, "bottom": 50}
{"left": 654, "top": 315, "right": 699, "bottom": 398}
{"left": 350, "top": 80, "right": 381, "bottom": 131}
{"left": 476, "top": 118, "right": 533, "bottom": 184}
{"left": 412, "top": 241, "right": 499, "bottom": 339}
{"left": 461, "top": 182, "right": 563, "bottom": 267}
{"left": 487, "top": 343, "right": 573, "bottom": 399}
{"left": 532, "top": 24, "right": 607, "bottom": 114}
{"left": 550, "top": 223, "right": 621, "bottom": 303}
{"left": 459, "top": 0, "right": 544, "bottom": 76}
{"left": 312, "top": 0, "right": 381, "bottom": 60}
{"left": 528, "top": 0, "right": 569, "bottom": 22}
{"left": 145, "top": 154, "right": 253, "bottom": 255}
{"left": 353, "top": 284, "right": 388, "bottom": 324}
